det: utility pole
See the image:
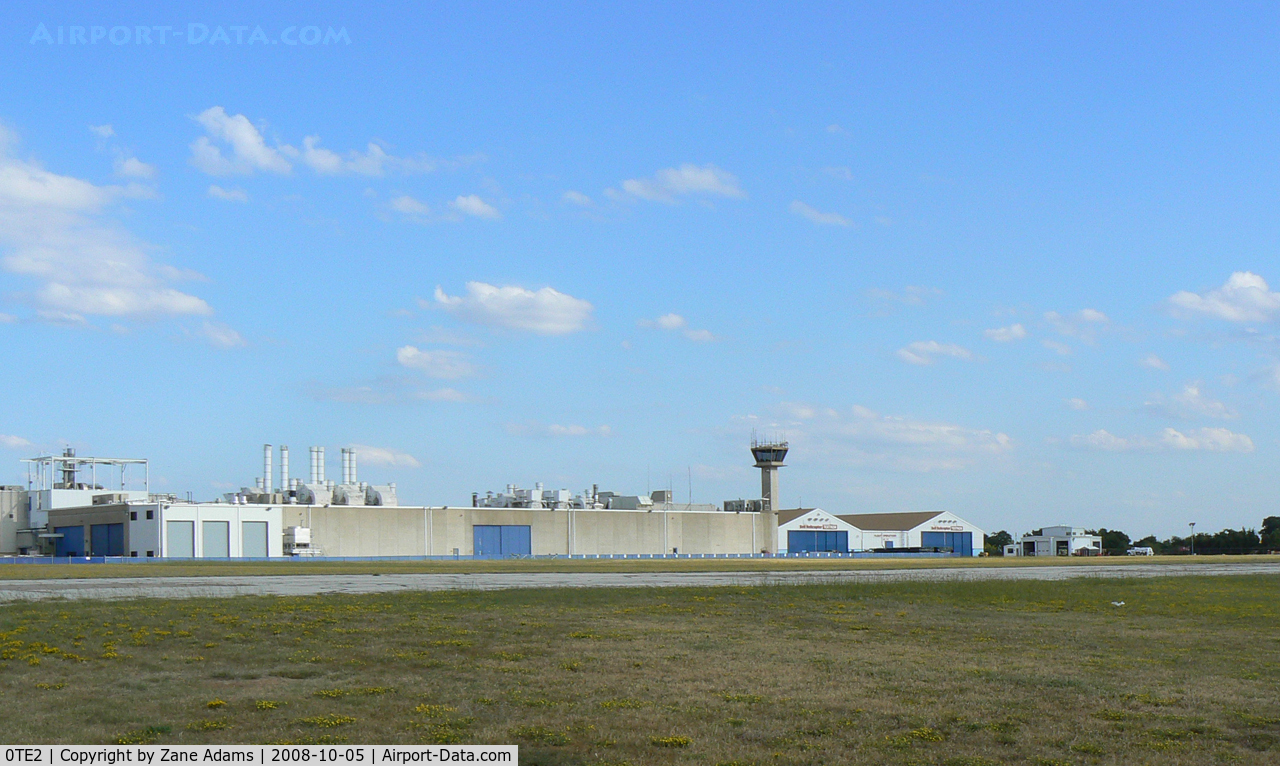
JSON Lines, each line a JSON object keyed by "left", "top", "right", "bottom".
{"left": 1189, "top": 522, "right": 1196, "bottom": 555}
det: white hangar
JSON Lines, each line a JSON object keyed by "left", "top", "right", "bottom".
{"left": 777, "top": 508, "right": 986, "bottom": 556}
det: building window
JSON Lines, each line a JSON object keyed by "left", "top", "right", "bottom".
{"left": 146, "top": 551, "right": 154, "bottom": 557}
{"left": 130, "top": 551, "right": 138, "bottom": 557}
{"left": 130, "top": 511, "right": 137, "bottom": 521}
{"left": 146, "top": 510, "right": 154, "bottom": 520}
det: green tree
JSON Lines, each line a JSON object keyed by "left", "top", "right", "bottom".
{"left": 1263, "top": 517, "right": 1280, "bottom": 551}
{"left": 1093, "top": 528, "right": 1131, "bottom": 555}
{"left": 1134, "top": 535, "right": 1165, "bottom": 555}
{"left": 986, "top": 530, "right": 1013, "bottom": 555}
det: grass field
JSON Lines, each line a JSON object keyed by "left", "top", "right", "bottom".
{"left": 0, "top": 553, "right": 1264, "bottom": 580}
{"left": 2, "top": 575, "right": 1278, "bottom": 765}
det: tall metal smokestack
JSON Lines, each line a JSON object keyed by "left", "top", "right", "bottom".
{"left": 349, "top": 449, "right": 357, "bottom": 485}
{"left": 317, "top": 447, "right": 326, "bottom": 484}
{"left": 341, "top": 448, "right": 352, "bottom": 485}
{"left": 279, "top": 445, "right": 289, "bottom": 492}
{"left": 263, "top": 444, "right": 273, "bottom": 494}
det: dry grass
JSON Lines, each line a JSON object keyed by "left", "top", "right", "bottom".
{"left": 2, "top": 575, "right": 1279, "bottom": 765}
{"left": 0, "top": 553, "right": 1267, "bottom": 580}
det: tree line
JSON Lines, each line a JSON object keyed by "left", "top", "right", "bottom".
{"left": 984, "top": 517, "right": 1280, "bottom": 555}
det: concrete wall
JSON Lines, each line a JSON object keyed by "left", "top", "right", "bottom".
{"left": 283, "top": 505, "right": 771, "bottom": 557}
{"left": 0, "top": 488, "right": 30, "bottom": 554}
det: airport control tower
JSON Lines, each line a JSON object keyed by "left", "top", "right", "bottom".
{"left": 751, "top": 435, "right": 788, "bottom": 512}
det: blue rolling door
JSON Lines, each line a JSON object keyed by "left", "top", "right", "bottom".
{"left": 90, "top": 523, "right": 125, "bottom": 557}
{"left": 473, "top": 525, "right": 532, "bottom": 557}
{"left": 921, "top": 531, "right": 973, "bottom": 556}
{"left": 500, "top": 525, "right": 531, "bottom": 555}
{"left": 787, "top": 530, "right": 848, "bottom": 553}
{"left": 54, "top": 526, "right": 84, "bottom": 557}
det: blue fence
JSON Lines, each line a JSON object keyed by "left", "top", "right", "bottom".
{"left": 0, "top": 550, "right": 961, "bottom": 565}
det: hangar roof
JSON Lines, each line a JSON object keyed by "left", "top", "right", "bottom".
{"left": 776, "top": 508, "right": 818, "bottom": 525}
{"left": 833, "top": 511, "right": 942, "bottom": 530}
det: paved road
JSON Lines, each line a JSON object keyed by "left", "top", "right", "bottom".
{"left": 0, "top": 561, "right": 1277, "bottom": 603}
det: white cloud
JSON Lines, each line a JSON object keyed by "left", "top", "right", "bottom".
{"left": 0, "top": 311, "right": 15, "bottom": 323}
{"left": 1066, "top": 398, "right": 1089, "bottom": 411}
{"left": 395, "top": 346, "right": 475, "bottom": 379}
{"left": 36, "top": 310, "right": 86, "bottom": 325}
{"left": 0, "top": 434, "right": 32, "bottom": 449}
{"left": 1069, "top": 426, "right": 1253, "bottom": 453}
{"left": 197, "top": 321, "right": 246, "bottom": 349}
{"left": 207, "top": 184, "right": 248, "bottom": 203}
{"left": 417, "top": 388, "right": 473, "bottom": 403}
{"left": 1045, "top": 309, "right": 1109, "bottom": 340}
{"left": 984, "top": 323, "right": 1027, "bottom": 342}
{"left": 88, "top": 124, "right": 114, "bottom": 138}
{"left": 506, "top": 422, "right": 612, "bottom": 438}
{"left": 390, "top": 195, "right": 431, "bottom": 217}
{"left": 1069, "top": 429, "right": 1136, "bottom": 451}
{"left": 1162, "top": 427, "right": 1254, "bottom": 452}
{"left": 1139, "top": 354, "right": 1170, "bottom": 371}
{"left": 639, "top": 313, "right": 717, "bottom": 342}
{"left": 822, "top": 166, "right": 854, "bottom": 181}
{"left": 0, "top": 126, "right": 213, "bottom": 322}
{"left": 190, "top": 106, "right": 293, "bottom": 176}
{"left": 1168, "top": 272, "right": 1280, "bottom": 322}
{"left": 434, "top": 282, "right": 593, "bottom": 335}
{"left": 896, "top": 341, "right": 973, "bottom": 366}
{"left": 449, "top": 194, "right": 501, "bottom": 219}
{"left": 298, "top": 135, "right": 436, "bottom": 176}
{"left": 789, "top": 200, "right": 851, "bottom": 226}
{"left": 1042, "top": 339, "right": 1072, "bottom": 356}
{"left": 777, "top": 402, "right": 1012, "bottom": 472}
{"left": 562, "top": 190, "right": 592, "bottom": 206}
{"left": 651, "top": 313, "right": 686, "bottom": 330}
{"left": 114, "top": 156, "right": 156, "bottom": 179}
{"left": 190, "top": 109, "right": 443, "bottom": 178}
{"left": 349, "top": 444, "right": 421, "bottom": 469}
{"left": 310, "top": 376, "right": 478, "bottom": 405}
{"left": 1144, "top": 383, "right": 1236, "bottom": 420}
{"left": 613, "top": 164, "right": 745, "bottom": 203}
{"left": 826, "top": 124, "right": 846, "bottom": 134}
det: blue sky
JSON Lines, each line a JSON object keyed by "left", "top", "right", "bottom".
{"left": 2, "top": 2, "right": 1280, "bottom": 538}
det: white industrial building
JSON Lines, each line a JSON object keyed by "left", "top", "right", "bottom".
{"left": 2, "top": 441, "right": 989, "bottom": 560}
{"left": 1005, "top": 526, "right": 1102, "bottom": 556}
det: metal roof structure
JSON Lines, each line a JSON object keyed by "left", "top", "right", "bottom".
{"left": 22, "top": 448, "right": 149, "bottom": 492}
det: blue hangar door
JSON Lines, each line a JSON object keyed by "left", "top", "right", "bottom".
{"left": 921, "top": 531, "right": 973, "bottom": 556}
{"left": 54, "top": 526, "right": 84, "bottom": 557}
{"left": 787, "top": 530, "right": 848, "bottom": 553}
{"left": 473, "top": 525, "right": 532, "bottom": 557}
{"left": 90, "top": 523, "right": 125, "bottom": 557}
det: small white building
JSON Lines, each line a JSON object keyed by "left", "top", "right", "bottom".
{"left": 777, "top": 509, "right": 986, "bottom": 556}
{"left": 1011, "top": 526, "right": 1102, "bottom": 557}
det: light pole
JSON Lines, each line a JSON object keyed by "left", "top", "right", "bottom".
{"left": 1189, "top": 522, "right": 1196, "bottom": 556}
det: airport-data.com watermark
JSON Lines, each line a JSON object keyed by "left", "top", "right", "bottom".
{"left": 29, "top": 23, "right": 350, "bottom": 46}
